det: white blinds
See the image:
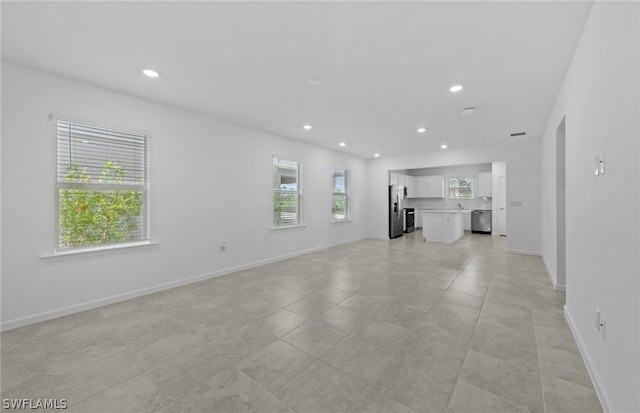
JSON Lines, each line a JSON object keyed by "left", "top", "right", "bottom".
{"left": 55, "top": 118, "right": 149, "bottom": 249}
{"left": 56, "top": 120, "right": 147, "bottom": 186}
{"left": 273, "top": 156, "right": 303, "bottom": 227}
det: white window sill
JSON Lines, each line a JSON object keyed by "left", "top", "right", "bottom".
{"left": 270, "top": 224, "right": 307, "bottom": 231}
{"left": 41, "top": 241, "right": 158, "bottom": 259}
{"left": 331, "top": 219, "right": 352, "bottom": 223}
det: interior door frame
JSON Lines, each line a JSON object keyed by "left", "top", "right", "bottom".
{"left": 498, "top": 176, "right": 507, "bottom": 236}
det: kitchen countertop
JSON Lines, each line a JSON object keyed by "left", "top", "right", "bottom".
{"left": 418, "top": 209, "right": 472, "bottom": 214}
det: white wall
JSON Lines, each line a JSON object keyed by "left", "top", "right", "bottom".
{"left": 365, "top": 139, "right": 542, "bottom": 255}
{"left": 540, "top": 3, "right": 639, "bottom": 412}
{"left": 0, "top": 63, "right": 367, "bottom": 330}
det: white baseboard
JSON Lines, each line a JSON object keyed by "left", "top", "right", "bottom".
{"left": 365, "top": 234, "right": 390, "bottom": 240}
{"left": 1, "top": 236, "right": 365, "bottom": 332}
{"left": 564, "top": 306, "right": 610, "bottom": 413}
{"left": 505, "top": 248, "right": 541, "bottom": 256}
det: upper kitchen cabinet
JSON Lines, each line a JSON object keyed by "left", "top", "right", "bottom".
{"left": 415, "top": 176, "right": 428, "bottom": 197}
{"left": 416, "top": 175, "right": 444, "bottom": 198}
{"left": 429, "top": 175, "right": 444, "bottom": 198}
{"left": 477, "top": 172, "right": 492, "bottom": 198}
{"left": 403, "top": 175, "right": 416, "bottom": 198}
{"left": 390, "top": 172, "right": 417, "bottom": 197}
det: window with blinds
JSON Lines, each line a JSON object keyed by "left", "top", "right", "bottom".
{"left": 332, "top": 168, "right": 349, "bottom": 221}
{"left": 272, "top": 156, "right": 303, "bottom": 227}
{"left": 55, "top": 118, "right": 150, "bottom": 250}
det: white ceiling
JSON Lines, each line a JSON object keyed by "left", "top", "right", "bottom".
{"left": 2, "top": 1, "right": 593, "bottom": 159}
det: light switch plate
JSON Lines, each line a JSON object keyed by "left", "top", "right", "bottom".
{"left": 594, "top": 154, "right": 605, "bottom": 176}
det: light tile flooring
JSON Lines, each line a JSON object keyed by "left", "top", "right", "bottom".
{"left": 1, "top": 232, "right": 603, "bottom": 413}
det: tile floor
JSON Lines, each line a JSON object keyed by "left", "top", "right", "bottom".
{"left": 1, "top": 232, "right": 603, "bottom": 413}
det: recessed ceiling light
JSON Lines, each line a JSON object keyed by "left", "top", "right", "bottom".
{"left": 142, "top": 68, "right": 160, "bottom": 78}
{"left": 303, "top": 124, "right": 312, "bottom": 130}
{"left": 417, "top": 128, "right": 427, "bottom": 133}
{"left": 449, "top": 85, "right": 463, "bottom": 92}
{"left": 374, "top": 153, "right": 380, "bottom": 158}
{"left": 339, "top": 142, "right": 347, "bottom": 147}
{"left": 308, "top": 77, "right": 321, "bottom": 85}
{"left": 461, "top": 107, "right": 475, "bottom": 115}
{"left": 440, "top": 144, "right": 448, "bottom": 149}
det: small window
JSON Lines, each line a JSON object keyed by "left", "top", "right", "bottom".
{"left": 332, "top": 168, "right": 350, "bottom": 221}
{"left": 449, "top": 177, "right": 474, "bottom": 199}
{"left": 55, "top": 118, "right": 150, "bottom": 250}
{"left": 273, "top": 156, "right": 303, "bottom": 227}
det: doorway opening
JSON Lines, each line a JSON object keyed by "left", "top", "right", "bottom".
{"left": 498, "top": 176, "right": 507, "bottom": 236}
{"left": 556, "top": 117, "right": 567, "bottom": 292}
{"left": 492, "top": 161, "right": 507, "bottom": 237}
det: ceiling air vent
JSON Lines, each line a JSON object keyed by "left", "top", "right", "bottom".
{"left": 510, "top": 132, "right": 526, "bottom": 138}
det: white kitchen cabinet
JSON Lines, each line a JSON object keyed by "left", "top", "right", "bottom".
{"left": 390, "top": 173, "right": 417, "bottom": 197}
{"left": 428, "top": 175, "right": 444, "bottom": 198}
{"left": 421, "top": 211, "right": 464, "bottom": 244}
{"left": 416, "top": 176, "right": 429, "bottom": 198}
{"left": 463, "top": 211, "right": 472, "bottom": 231}
{"left": 477, "top": 172, "right": 492, "bottom": 198}
{"left": 404, "top": 175, "right": 416, "bottom": 198}
{"left": 415, "top": 175, "right": 444, "bottom": 198}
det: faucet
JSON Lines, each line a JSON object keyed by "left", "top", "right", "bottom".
{"left": 457, "top": 203, "right": 463, "bottom": 210}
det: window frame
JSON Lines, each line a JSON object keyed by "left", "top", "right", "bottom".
{"left": 448, "top": 176, "right": 474, "bottom": 199}
{"left": 272, "top": 156, "right": 304, "bottom": 228}
{"left": 331, "top": 168, "right": 350, "bottom": 222}
{"left": 53, "top": 115, "right": 151, "bottom": 253}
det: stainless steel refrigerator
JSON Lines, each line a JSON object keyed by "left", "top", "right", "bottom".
{"left": 389, "top": 185, "right": 405, "bottom": 239}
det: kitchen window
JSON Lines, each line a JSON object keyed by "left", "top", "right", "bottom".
{"left": 332, "top": 168, "right": 349, "bottom": 221}
{"left": 449, "top": 177, "right": 474, "bottom": 199}
{"left": 273, "top": 156, "right": 303, "bottom": 227}
{"left": 55, "top": 118, "right": 150, "bottom": 251}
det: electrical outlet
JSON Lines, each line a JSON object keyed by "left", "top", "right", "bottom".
{"left": 595, "top": 308, "right": 601, "bottom": 331}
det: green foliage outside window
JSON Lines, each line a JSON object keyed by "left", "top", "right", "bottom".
{"left": 273, "top": 193, "right": 299, "bottom": 225}
{"left": 59, "top": 161, "right": 143, "bottom": 248}
{"left": 449, "top": 177, "right": 474, "bottom": 199}
{"left": 332, "top": 195, "right": 347, "bottom": 220}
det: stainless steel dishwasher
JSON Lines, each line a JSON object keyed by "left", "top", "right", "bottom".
{"left": 471, "top": 210, "right": 492, "bottom": 234}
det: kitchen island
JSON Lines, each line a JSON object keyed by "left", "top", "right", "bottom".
{"left": 419, "top": 210, "right": 464, "bottom": 244}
